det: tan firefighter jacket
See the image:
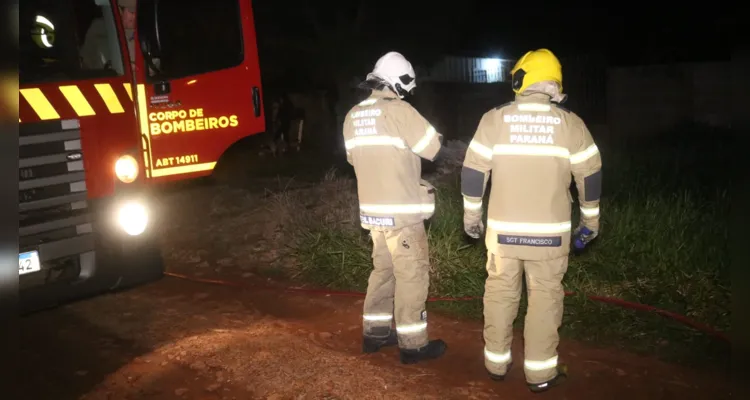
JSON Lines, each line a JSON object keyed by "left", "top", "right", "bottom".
{"left": 343, "top": 89, "right": 443, "bottom": 231}
{"left": 462, "top": 92, "right": 602, "bottom": 260}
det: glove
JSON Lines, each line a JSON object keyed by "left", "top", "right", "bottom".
{"left": 463, "top": 210, "right": 484, "bottom": 239}
{"left": 572, "top": 225, "right": 598, "bottom": 252}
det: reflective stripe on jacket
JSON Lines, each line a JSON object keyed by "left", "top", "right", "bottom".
{"left": 462, "top": 92, "right": 602, "bottom": 260}
{"left": 343, "top": 89, "right": 442, "bottom": 231}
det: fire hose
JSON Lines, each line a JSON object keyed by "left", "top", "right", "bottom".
{"left": 163, "top": 271, "right": 729, "bottom": 343}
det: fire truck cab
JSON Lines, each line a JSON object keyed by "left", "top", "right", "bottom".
{"left": 18, "top": 0, "right": 265, "bottom": 313}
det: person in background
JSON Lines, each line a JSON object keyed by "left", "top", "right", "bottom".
{"left": 268, "top": 93, "right": 297, "bottom": 155}
{"left": 81, "top": 0, "right": 136, "bottom": 72}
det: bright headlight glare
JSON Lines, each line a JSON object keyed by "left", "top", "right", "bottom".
{"left": 117, "top": 201, "right": 148, "bottom": 236}
{"left": 115, "top": 155, "right": 139, "bottom": 183}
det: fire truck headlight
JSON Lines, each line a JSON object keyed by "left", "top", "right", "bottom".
{"left": 115, "top": 155, "right": 139, "bottom": 183}
{"left": 117, "top": 201, "right": 149, "bottom": 236}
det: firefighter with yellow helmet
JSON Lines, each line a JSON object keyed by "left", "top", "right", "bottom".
{"left": 461, "top": 49, "right": 602, "bottom": 392}
{"left": 343, "top": 51, "right": 447, "bottom": 364}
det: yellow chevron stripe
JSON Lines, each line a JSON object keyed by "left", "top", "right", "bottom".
{"left": 94, "top": 83, "right": 125, "bottom": 114}
{"left": 20, "top": 88, "right": 60, "bottom": 120}
{"left": 123, "top": 83, "right": 133, "bottom": 101}
{"left": 59, "top": 85, "right": 96, "bottom": 116}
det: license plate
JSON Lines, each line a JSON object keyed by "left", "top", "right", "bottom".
{"left": 19, "top": 251, "right": 41, "bottom": 275}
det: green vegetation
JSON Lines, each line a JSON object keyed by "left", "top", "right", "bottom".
{"left": 271, "top": 127, "right": 732, "bottom": 369}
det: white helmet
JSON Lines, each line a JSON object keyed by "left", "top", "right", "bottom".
{"left": 366, "top": 51, "right": 416, "bottom": 98}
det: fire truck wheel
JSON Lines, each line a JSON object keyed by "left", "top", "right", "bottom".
{"left": 107, "top": 241, "right": 165, "bottom": 292}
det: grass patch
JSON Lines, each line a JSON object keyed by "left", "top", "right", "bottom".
{"left": 270, "top": 128, "right": 732, "bottom": 369}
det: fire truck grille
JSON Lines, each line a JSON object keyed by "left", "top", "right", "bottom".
{"left": 19, "top": 119, "right": 95, "bottom": 287}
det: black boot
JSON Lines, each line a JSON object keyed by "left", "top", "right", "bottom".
{"left": 399, "top": 339, "right": 447, "bottom": 364}
{"left": 362, "top": 331, "right": 398, "bottom": 354}
{"left": 527, "top": 364, "right": 568, "bottom": 393}
{"left": 487, "top": 362, "right": 513, "bottom": 381}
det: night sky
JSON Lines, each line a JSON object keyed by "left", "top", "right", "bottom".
{"left": 460, "top": 2, "right": 732, "bottom": 63}
{"left": 254, "top": 0, "right": 733, "bottom": 66}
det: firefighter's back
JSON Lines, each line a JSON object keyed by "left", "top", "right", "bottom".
{"left": 343, "top": 92, "right": 424, "bottom": 231}
{"left": 483, "top": 97, "right": 587, "bottom": 260}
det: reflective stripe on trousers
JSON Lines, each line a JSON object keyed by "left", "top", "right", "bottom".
{"left": 363, "top": 313, "right": 393, "bottom": 322}
{"left": 396, "top": 322, "right": 427, "bottom": 334}
{"left": 484, "top": 347, "right": 512, "bottom": 375}
{"left": 362, "top": 223, "right": 431, "bottom": 349}
{"left": 525, "top": 356, "right": 558, "bottom": 372}
{"left": 362, "top": 315, "right": 430, "bottom": 335}
{"left": 483, "top": 253, "right": 567, "bottom": 383}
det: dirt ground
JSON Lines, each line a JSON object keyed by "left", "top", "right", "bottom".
{"left": 18, "top": 177, "right": 731, "bottom": 400}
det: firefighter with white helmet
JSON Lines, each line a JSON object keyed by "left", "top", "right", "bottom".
{"left": 343, "top": 51, "right": 447, "bottom": 364}
{"left": 461, "top": 48, "right": 602, "bottom": 392}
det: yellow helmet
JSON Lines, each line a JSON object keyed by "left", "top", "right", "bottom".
{"left": 510, "top": 49, "right": 563, "bottom": 94}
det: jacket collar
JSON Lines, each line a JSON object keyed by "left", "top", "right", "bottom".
{"left": 514, "top": 91, "right": 552, "bottom": 104}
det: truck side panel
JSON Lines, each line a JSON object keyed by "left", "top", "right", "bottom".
{"left": 134, "top": 0, "right": 265, "bottom": 183}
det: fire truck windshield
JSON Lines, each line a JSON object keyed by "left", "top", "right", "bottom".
{"left": 20, "top": 0, "right": 126, "bottom": 84}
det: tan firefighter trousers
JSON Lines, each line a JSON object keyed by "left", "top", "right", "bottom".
{"left": 362, "top": 222, "right": 430, "bottom": 350}
{"left": 483, "top": 253, "right": 568, "bottom": 384}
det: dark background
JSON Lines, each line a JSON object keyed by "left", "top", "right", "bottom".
{"left": 253, "top": 0, "right": 734, "bottom": 69}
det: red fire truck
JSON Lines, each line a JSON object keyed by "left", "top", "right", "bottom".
{"left": 18, "top": 0, "right": 265, "bottom": 312}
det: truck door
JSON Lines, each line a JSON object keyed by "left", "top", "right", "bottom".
{"left": 134, "top": 0, "right": 265, "bottom": 182}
